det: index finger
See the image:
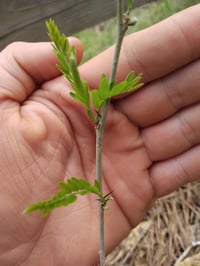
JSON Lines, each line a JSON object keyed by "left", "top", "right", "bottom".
{"left": 0, "top": 39, "right": 83, "bottom": 103}
{"left": 80, "top": 4, "right": 200, "bottom": 87}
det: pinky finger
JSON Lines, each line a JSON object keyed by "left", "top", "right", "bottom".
{"left": 150, "top": 145, "right": 200, "bottom": 198}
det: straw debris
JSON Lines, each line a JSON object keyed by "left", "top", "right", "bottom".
{"left": 106, "top": 182, "right": 200, "bottom": 266}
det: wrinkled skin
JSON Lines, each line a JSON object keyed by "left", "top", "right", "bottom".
{"left": 0, "top": 4, "right": 200, "bottom": 266}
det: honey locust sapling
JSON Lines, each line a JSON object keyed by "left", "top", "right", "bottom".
{"left": 24, "top": 1, "right": 143, "bottom": 265}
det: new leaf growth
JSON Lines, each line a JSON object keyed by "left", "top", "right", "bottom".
{"left": 46, "top": 19, "right": 143, "bottom": 124}
{"left": 23, "top": 178, "right": 103, "bottom": 216}
{"left": 46, "top": 19, "right": 95, "bottom": 121}
{"left": 24, "top": 6, "right": 143, "bottom": 219}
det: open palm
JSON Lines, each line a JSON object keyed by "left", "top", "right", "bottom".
{"left": 0, "top": 5, "right": 200, "bottom": 266}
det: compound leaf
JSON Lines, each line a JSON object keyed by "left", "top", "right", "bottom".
{"left": 109, "top": 71, "right": 143, "bottom": 97}
{"left": 46, "top": 19, "right": 95, "bottom": 122}
{"left": 23, "top": 177, "right": 103, "bottom": 216}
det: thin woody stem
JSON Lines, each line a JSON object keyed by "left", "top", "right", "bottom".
{"left": 96, "top": 126, "right": 104, "bottom": 265}
{"left": 95, "top": 1, "right": 129, "bottom": 265}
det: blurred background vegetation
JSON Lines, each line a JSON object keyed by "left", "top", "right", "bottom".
{"left": 75, "top": 0, "right": 199, "bottom": 62}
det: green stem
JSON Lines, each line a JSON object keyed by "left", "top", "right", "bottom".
{"left": 109, "top": 0, "right": 127, "bottom": 84}
{"left": 95, "top": 1, "right": 129, "bottom": 265}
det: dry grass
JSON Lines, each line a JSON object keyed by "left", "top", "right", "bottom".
{"left": 106, "top": 182, "right": 200, "bottom": 266}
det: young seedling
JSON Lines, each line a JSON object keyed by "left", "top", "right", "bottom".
{"left": 24, "top": 0, "right": 143, "bottom": 265}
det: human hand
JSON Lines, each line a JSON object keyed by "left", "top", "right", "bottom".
{"left": 0, "top": 4, "right": 200, "bottom": 266}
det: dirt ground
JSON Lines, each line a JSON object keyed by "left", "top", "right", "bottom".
{"left": 106, "top": 182, "right": 200, "bottom": 266}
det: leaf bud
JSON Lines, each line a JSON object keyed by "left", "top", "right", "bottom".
{"left": 128, "top": 16, "right": 138, "bottom": 26}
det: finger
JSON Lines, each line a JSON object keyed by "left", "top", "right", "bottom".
{"left": 142, "top": 103, "right": 200, "bottom": 161}
{"left": 0, "top": 39, "right": 83, "bottom": 102}
{"left": 150, "top": 145, "right": 200, "bottom": 198}
{"left": 116, "top": 59, "right": 200, "bottom": 127}
{"left": 80, "top": 4, "right": 200, "bottom": 87}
